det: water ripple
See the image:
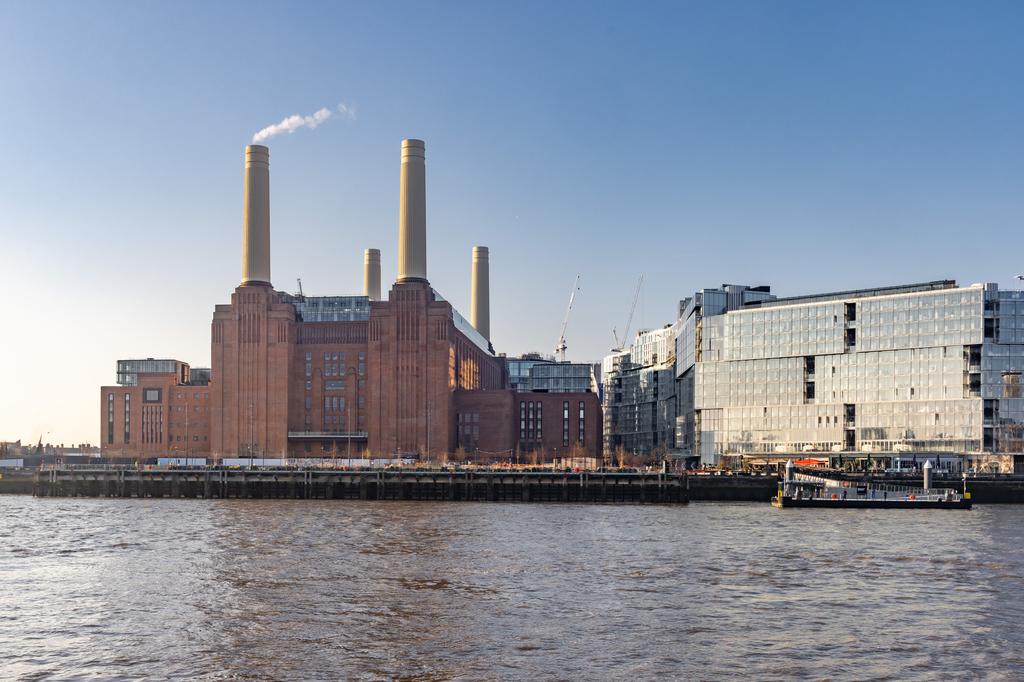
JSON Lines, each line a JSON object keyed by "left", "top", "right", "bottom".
{"left": 1, "top": 498, "right": 1023, "bottom": 680}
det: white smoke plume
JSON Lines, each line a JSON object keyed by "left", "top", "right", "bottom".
{"left": 252, "top": 102, "right": 355, "bottom": 143}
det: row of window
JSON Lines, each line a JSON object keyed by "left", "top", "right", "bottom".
{"left": 305, "top": 396, "right": 366, "bottom": 411}
{"left": 304, "top": 352, "right": 366, "bottom": 378}
{"left": 107, "top": 392, "right": 211, "bottom": 446}
{"left": 520, "top": 401, "right": 587, "bottom": 447}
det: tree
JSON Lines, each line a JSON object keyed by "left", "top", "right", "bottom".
{"left": 651, "top": 444, "right": 670, "bottom": 465}
{"left": 567, "top": 442, "right": 588, "bottom": 469}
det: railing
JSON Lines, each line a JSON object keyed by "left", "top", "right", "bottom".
{"left": 286, "top": 431, "right": 369, "bottom": 440}
{"left": 790, "top": 472, "right": 961, "bottom": 499}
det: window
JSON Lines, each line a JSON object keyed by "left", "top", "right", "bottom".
{"left": 143, "top": 388, "right": 161, "bottom": 403}
{"left": 520, "top": 401, "right": 526, "bottom": 440}
{"left": 124, "top": 394, "right": 131, "bottom": 444}
{"left": 107, "top": 394, "right": 114, "bottom": 444}
{"left": 579, "top": 401, "right": 585, "bottom": 445}
{"left": 325, "top": 381, "right": 344, "bottom": 390}
{"left": 563, "top": 401, "right": 569, "bottom": 446}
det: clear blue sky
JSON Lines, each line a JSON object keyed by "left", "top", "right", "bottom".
{"left": 1, "top": 1, "right": 1022, "bottom": 444}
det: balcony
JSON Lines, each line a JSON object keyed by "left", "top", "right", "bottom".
{"left": 287, "top": 431, "right": 368, "bottom": 441}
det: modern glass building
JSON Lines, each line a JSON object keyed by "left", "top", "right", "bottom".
{"left": 674, "top": 284, "right": 777, "bottom": 458}
{"left": 530, "top": 363, "right": 596, "bottom": 393}
{"left": 687, "top": 281, "right": 1024, "bottom": 473}
{"left": 116, "top": 359, "right": 192, "bottom": 386}
{"left": 603, "top": 325, "right": 680, "bottom": 457}
{"left": 504, "top": 354, "right": 597, "bottom": 393}
{"left": 280, "top": 294, "right": 371, "bottom": 322}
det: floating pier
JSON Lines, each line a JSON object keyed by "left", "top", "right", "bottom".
{"left": 33, "top": 467, "right": 689, "bottom": 504}
{"left": 771, "top": 461, "right": 971, "bottom": 509}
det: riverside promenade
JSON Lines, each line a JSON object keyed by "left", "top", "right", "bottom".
{"left": 33, "top": 466, "right": 689, "bottom": 504}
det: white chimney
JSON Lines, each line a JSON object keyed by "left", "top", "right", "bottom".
{"left": 397, "top": 139, "right": 426, "bottom": 282}
{"left": 364, "top": 248, "right": 381, "bottom": 301}
{"left": 471, "top": 246, "right": 490, "bottom": 341}
{"left": 241, "top": 145, "right": 271, "bottom": 286}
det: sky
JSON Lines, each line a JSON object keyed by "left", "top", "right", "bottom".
{"left": 1, "top": 1, "right": 1022, "bottom": 445}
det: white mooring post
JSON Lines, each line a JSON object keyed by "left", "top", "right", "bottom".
{"left": 923, "top": 459, "right": 933, "bottom": 491}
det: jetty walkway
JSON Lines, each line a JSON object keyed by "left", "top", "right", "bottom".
{"left": 33, "top": 466, "right": 689, "bottom": 504}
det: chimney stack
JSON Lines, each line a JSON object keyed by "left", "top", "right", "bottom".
{"left": 397, "top": 139, "right": 427, "bottom": 282}
{"left": 241, "top": 145, "right": 271, "bottom": 286}
{"left": 471, "top": 246, "right": 490, "bottom": 341}
{"left": 364, "top": 248, "right": 381, "bottom": 301}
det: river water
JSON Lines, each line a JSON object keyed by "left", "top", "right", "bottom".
{"left": 2, "top": 496, "right": 1023, "bottom": 681}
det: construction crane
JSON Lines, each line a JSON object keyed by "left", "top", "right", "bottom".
{"left": 612, "top": 274, "right": 644, "bottom": 352}
{"left": 296, "top": 278, "right": 305, "bottom": 300}
{"left": 555, "top": 274, "right": 581, "bottom": 362}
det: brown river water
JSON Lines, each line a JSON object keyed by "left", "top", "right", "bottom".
{"left": 1, "top": 496, "right": 1023, "bottom": 680}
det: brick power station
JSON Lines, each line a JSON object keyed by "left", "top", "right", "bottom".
{"left": 100, "top": 140, "right": 601, "bottom": 462}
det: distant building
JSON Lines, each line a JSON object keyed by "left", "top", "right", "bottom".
{"left": 602, "top": 325, "right": 680, "bottom": 459}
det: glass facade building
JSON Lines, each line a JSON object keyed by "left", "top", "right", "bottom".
{"left": 674, "top": 285, "right": 777, "bottom": 458}
{"left": 530, "top": 363, "right": 596, "bottom": 393}
{"left": 505, "top": 354, "right": 597, "bottom": 393}
{"left": 116, "top": 359, "right": 190, "bottom": 386}
{"left": 506, "top": 354, "right": 551, "bottom": 391}
{"left": 687, "top": 281, "right": 1024, "bottom": 472}
{"left": 603, "top": 326, "right": 680, "bottom": 457}
{"left": 281, "top": 294, "right": 371, "bottom": 322}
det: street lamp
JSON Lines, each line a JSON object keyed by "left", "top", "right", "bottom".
{"left": 346, "top": 365, "right": 356, "bottom": 463}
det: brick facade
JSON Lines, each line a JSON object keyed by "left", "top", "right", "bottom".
{"left": 100, "top": 374, "right": 211, "bottom": 459}
{"left": 103, "top": 280, "right": 602, "bottom": 463}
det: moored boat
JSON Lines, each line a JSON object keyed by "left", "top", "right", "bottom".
{"left": 771, "top": 460, "right": 972, "bottom": 510}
